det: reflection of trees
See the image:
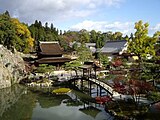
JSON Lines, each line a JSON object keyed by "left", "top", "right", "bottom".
{"left": 0, "top": 85, "right": 36, "bottom": 120}
{"left": 37, "top": 94, "right": 71, "bottom": 108}
{"left": 0, "top": 84, "right": 25, "bottom": 117}
{"left": 79, "top": 106, "right": 101, "bottom": 118}
{"left": 72, "top": 90, "right": 95, "bottom": 103}
{"left": 65, "top": 99, "right": 83, "bottom": 106}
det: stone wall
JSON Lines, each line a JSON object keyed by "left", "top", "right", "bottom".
{"left": 0, "top": 45, "right": 26, "bottom": 89}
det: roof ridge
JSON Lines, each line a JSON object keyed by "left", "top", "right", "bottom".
{"left": 106, "top": 40, "right": 127, "bottom": 42}
{"left": 39, "top": 41, "right": 59, "bottom": 44}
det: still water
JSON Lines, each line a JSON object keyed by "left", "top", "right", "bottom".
{"left": 0, "top": 84, "right": 113, "bottom": 120}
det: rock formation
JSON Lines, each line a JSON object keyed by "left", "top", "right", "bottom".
{"left": 0, "top": 45, "right": 26, "bottom": 89}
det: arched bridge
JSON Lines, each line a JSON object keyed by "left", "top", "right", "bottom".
{"left": 67, "top": 76, "right": 120, "bottom": 97}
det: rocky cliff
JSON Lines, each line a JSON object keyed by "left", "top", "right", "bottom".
{"left": 0, "top": 45, "right": 26, "bottom": 89}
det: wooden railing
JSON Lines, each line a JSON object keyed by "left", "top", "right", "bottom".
{"left": 67, "top": 76, "right": 120, "bottom": 97}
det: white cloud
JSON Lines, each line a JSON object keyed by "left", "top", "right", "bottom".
{"left": 104, "top": 0, "right": 124, "bottom": 7}
{"left": 70, "top": 20, "right": 134, "bottom": 36}
{"left": 0, "top": 0, "right": 124, "bottom": 24}
{"left": 150, "top": 24, "right": 160, "bottom": 31}
{"left": 88, "top": 3, "right": 96, "bottom": 9}
{"left": 71, "top": 20, "right": 160, "bottom": 36}
{"left": 1, "top": 0, "right": 159, "bottom": 36}
{"left": 149, "top": 23, "right": 160, "bottom": 36}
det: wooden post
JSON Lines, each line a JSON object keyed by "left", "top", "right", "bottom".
{"left": 100, "top": 86, "right": 102, "bottom": 96}
{"left": 89, "top": 81, "right": 92, "bottom": 96}
{"left": 97, "top": 85, "right": 99, "bottom": 96}
{"left": 83, "top": 69, "right": 84, "bottom": 77}
{"left": 81, "top": 79, "right": 83, "bottom": 90}
{"left": 74, "top": 80, "right": 75, "bottom": 86}
{"left": 95, "top": 65, "right": 97, "bottom": 79}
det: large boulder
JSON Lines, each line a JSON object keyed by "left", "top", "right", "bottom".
{"left": 0, "top": 45, "right": 26, "bottom": 89}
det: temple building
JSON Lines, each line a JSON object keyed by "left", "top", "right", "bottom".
{"left": 35, "top": 41, "right": 71, "bottom": 67}
{"left": 100, "top": 40, "right": 128, "bottom": 60}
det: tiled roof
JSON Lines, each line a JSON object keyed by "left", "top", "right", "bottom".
{"left": 100, "top": 40, "right": 127, "bottom": 54}
{"left": 39, "top": 41, "right": 63, "bottom": 55}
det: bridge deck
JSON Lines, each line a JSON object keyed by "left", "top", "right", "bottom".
{"left": 67, "top": 76, "right": 120, "bottom": 97}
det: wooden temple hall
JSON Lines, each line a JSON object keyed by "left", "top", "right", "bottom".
{"left": 35, "top": 41, "right": 71, "bottom": 67}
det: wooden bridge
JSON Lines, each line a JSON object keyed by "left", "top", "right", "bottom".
{"left": 66, "top": 76, "right": 120, "bottom": 97}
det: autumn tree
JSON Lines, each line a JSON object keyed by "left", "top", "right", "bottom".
{"left": 127, "top": 20, "right": 156, "bottom": 60}
{"left": 0, "top": 11, "right": 34, "bottom": 53}
{"left": 11, "top": 18, "right": 34, "bottom": 53}
{"left": 128, "top": 79, "right": 153, "bottom": 103}
{"left": 113, "top": 76, "right": 153, "bottom": 104}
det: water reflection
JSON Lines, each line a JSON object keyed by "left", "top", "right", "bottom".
{"left": 0, "top": 85, "right": 113, "bottom": 120}
{"left": 0, "top": 84, "right": 36, "bottom": 120}
{"left": 32, "top": 100, "right": 112, "bottom": 120}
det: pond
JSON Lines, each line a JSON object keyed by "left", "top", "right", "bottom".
{"left": 0, "top": 84, "right": 114, "bottom": 120}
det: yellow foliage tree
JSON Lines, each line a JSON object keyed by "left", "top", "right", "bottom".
{"left": 11, "top": 18, "right": 34, "bottom": 53}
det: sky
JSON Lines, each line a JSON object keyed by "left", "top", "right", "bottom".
{"left": 0, "top": 0, "right": 160, "bottom": 36}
